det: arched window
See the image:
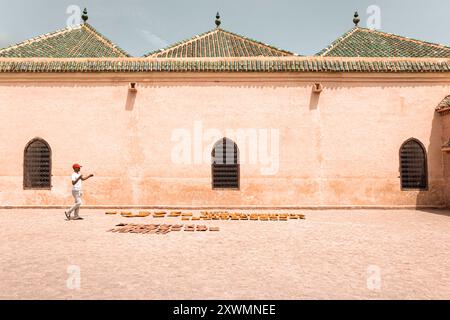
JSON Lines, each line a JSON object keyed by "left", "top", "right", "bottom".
{"left": 24, "top": 138, "right": 52, "bottom": 189}
{"left": 212, "top": 138, "right": 239, "bottom": 189}
{"left": 399, "top": 138, "right": 427, "bottom": 190}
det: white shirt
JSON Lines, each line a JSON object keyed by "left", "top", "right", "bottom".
{"left": 72, "top": 173, "right": 82, "bottom": 191}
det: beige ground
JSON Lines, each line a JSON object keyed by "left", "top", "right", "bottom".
{"left": 1, "top": 209, "right": 450, "bottom": 300}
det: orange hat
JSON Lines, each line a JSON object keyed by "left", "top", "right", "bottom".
{"left": 72, "top": 163, "right": 82, "bottom": 169}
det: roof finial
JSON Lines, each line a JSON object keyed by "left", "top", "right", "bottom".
{"left": 82, "top": 8, "right": 88, "bottom": 23}
{"left": 353, "top": 11, "right": 360, "bottom": 27}
{"left": 215, "top": 12, "right": 221, "bottom": 28}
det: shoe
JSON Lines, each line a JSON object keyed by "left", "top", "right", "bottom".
{"left": 73, "top": 217, "right": 84, "bottom": 220}
{"left": 64, "top": 211, "right": 70, "bottom": 220}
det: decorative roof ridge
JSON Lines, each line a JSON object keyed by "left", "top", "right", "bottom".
{"left": 317, "top": 27, "right": 450, "bottom": 56}
{"left": 217, "top": 28, "right": 295, "bottom": 56}
{"left": 143, "top": 27, "right": 295, "bottom": 57}
{"left": 0, "top": 23, "right": 131, "bottom": 57}
{"left": 316, "top": 27, "right": 359, "bottom": 56}
{"left": 357, "top": 27, "right": 450, "bottom": 50}
{"left": 82, "top": 23, "right": 131, "bottom": 57}
{"left": 0, "top": 24, "right": 82, "bottom": 54}
{"left": 144, "top": 28, "right": 220, "bottom": 57}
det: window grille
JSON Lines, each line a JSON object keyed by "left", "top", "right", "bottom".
{"left": 212, "top": 138, "right": 239, "bottom": 189}
{"left": 24, "top": 138, "right": 52, "bottom": 189}
{"left": 399, "top": 139, "right": 427, "bottom": 190}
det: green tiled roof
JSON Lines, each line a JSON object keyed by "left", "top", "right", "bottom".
{"left": 0, "top": 23, "right": 130, "bottom": 58}
{"left": 145, "top": 27, "right": 294, "bottom": 58}
{"left": 0, "top": 57, "right": 449, "bottom": 73}
{"left": 317, "top": 27, "right": 450, "bottom": 58}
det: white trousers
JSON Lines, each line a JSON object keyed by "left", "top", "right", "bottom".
{"left": 67, "top": 190, "right": 83, "bottom": 218}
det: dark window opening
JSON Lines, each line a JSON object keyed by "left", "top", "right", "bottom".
{"left": 24, "top": 138, "right": 52, "bottom": 189}
{"left": 399, "top": 139, "right": 427, "bottom": 190}
{"left": 212, "top": 138, "right": 239, "bottom": 189}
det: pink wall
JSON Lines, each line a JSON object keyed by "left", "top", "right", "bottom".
{"left": 0, "top": 73, "right": 449, "bottom": 208}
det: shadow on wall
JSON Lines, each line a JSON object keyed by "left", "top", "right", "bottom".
{"left": 416, "top": 110, "right": 444, "bottom": 207}
{"left": 309, "top": 89, "right": 320, "bottom": 110}
{"left": 125, "top": 90, "right": 137, "bottom": 111}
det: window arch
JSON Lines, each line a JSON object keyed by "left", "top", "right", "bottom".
{"left": 399, "top": 138, "right": 427, "bottom": 190}
{"left": 24, "top": 138, "right": 52, "bottom": 189}
{"left": 211, "top": 137, "right": 239, "bottom": 189}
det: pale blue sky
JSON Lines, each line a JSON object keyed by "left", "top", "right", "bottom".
{"left": 0, "top": 0, "right": 448, "bottom": 56}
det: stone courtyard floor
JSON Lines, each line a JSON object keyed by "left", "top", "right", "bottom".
{"left": 1, "top": 209, "right": 450, "bottom": 300}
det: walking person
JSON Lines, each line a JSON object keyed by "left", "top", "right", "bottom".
{"left": 65, "top": 164, "right": 94, "bottom": 220}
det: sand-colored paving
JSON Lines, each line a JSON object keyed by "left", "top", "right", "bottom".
{"left": 1, "top": 209, "right": 450, "bottom": 300}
